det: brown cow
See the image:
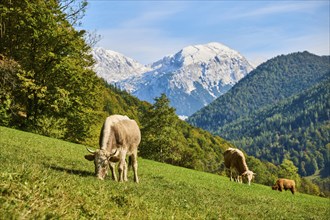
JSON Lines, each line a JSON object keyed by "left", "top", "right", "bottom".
{"left": 85, "top": 115, "right": 141, "bottom": 182}
{"left": 272, "top": 178, "right": 296, "bottom": 194}
{"left": 223, "top": 148, "right": 256, "bottom": 185}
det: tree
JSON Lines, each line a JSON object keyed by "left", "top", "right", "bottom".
{"left": 300, "top": 178, "right": 321, "bottom": 196}
{"left": 278, "top": 159, "right": 301, "bottom": 187}
{"left": 140, "top": 94, "right": 185, "bottom": 164}
{"left": 247, "top": 156, "right": 278, "bottom": 185}
{"left": 320, "top": 144, "right": 330, "bottom": 178}
{"left": 0, "top": 56, "right": 23, "bottom": 126}
{"left": 0, "top": 0, "right": 104, "bottom": 142}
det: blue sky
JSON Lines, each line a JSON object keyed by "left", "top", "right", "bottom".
{"left": 81, "top": 0, "right": 330, "bottom": 66}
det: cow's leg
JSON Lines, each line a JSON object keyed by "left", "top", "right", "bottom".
{"left": 279, "top": 184, "right": 283, "bottom": 192}
{"left": 131, "top": 152, "right": 139, "bottom": 183}
{"left": 238, "top": 175, "right": 242, "bottom": 184}
{"left": 117, "top": 150, "right": 128, "bottom": 182}
{"left": 118, "top": 159, "right": 125, "bottom": 182}
{"left": 290, "top": 187, "right": 295, "bottom": 194}
{"left": 118, "top": 152, "right": 127, "bottom": 182}
{"left": 109, "top": 162, "right": 117, "bottom": 181}
{"left": 123, "top": 159, "right": 128, "bottom": 182}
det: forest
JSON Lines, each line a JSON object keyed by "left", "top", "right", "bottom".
{"left": 0, "top": 0, "right": 326, "bottom": 196}
{"left": 219, "top": 78, "right": 329, "bottom": 176}
{"left": 188, "top": 51, "right": 330, "bottom": 194}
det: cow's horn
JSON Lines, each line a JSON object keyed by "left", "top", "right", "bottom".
{"left": 86, "top": 147, "right": 96, "bottom": 154}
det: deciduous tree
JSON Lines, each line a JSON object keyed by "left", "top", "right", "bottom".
{"left": 0, "top": 0, "right": 104, "bottom": 142}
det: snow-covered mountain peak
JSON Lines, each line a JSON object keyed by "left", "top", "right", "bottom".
{"left": 92, "top": 42, "right": 254, "bottom": 117}
{"left": 172, "top": 42, "right": 242, "bottom": 66}
{"left": 91, "top": 47, "right": 151, "bottom": 83}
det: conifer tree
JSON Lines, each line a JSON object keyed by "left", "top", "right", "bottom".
{"left": 140, "top": 94, "right": 185, "bottom": 164}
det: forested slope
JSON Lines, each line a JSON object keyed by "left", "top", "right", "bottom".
{"left": 188, "top": 52, "right": 329, "bottom": 131}
{"left": 188, "top": 52, "right": 330, "bottom": 179}
{"left": 219, "top": 78, "right": 330, "bottom": 177}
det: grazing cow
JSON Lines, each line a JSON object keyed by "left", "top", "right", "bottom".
{"left": 272, "top": 178, "right": 296, "bottom": 194}
{"left": 85, "top": 115, "right": 141, "bottom": 182}
{"left": 88, "top": 114, "right": 129, "bottom": 180}
{"left": 223, "top": 148, "right": 256, "bottom": 185}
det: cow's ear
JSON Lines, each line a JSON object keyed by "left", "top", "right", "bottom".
{"left": 84, "top": 154, "right": 95, "bottom": 161}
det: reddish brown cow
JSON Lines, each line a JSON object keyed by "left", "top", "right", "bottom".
{"left": 272, "top": 178, "right": 296, "bottom": 194}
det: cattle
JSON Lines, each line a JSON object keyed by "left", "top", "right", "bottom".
{"left": 223, "top": 148, "right": 255, "bottom": 185}
{"left": 87, "top": 114, "right": 129, "bottom": 181}
{"left": 272, "top": 178, "right": 296, "bottom": 194}
{"left": 84, "top": 115, "right": 141, "bottom": 183}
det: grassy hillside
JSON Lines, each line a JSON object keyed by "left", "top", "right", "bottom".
{"left": 1, "top": 126, "right": 329, "bottom": 219}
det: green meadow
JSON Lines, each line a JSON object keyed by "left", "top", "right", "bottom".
{"left": 1, "top": 126, "right": 329, "bottom": 219}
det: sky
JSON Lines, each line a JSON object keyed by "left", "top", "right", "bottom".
{"left": 81, "top": 0, "right": 330, "bottom": 66}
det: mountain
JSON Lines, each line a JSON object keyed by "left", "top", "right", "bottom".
{"left": 91, "top": 47, "right": 151, "bottom": 84}
{"left": 188, "top": 52, "right": 329, "bottom": 131}
{"left": 188, "top": 51, "right": 330, "bottom": 177}
{"left": 92, "top": 43, "right": 254, "bottom": 117}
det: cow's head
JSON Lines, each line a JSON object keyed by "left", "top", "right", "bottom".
{"left": 242, "top": 170, "right": 256, "bottom": 185}
{"left": 84, "top": 148, "right": 117, "bottom": 180}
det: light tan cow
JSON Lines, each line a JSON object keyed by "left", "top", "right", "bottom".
{"left": 85, "top": 115, "right": 141, "bottom": 182}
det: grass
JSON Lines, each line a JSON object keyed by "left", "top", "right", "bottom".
{"left": 0, "top": 126, "right": 329, "bottom": 219}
